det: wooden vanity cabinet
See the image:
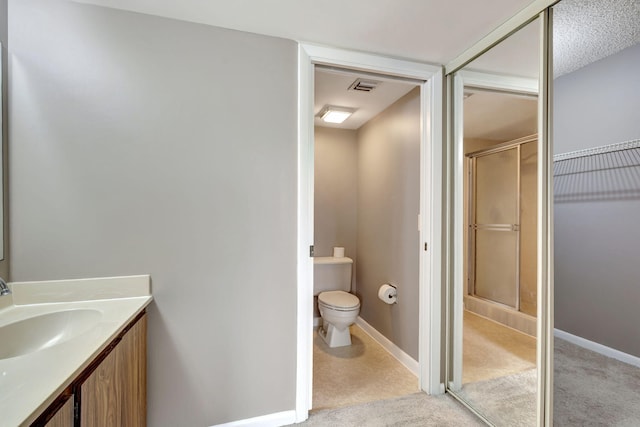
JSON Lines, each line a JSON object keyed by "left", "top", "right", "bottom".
{"left": 43, "top": 396, "right": 74, "bottom": 427}
{"left": 79, "top": 311, "right": 147, "bottom": 426}
{"left": 34, "top": 311, "right": 147, "bottom": 427}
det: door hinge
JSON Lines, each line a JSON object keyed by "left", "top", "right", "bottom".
{"left": 424, "top": 242, "right": 428, "bottom": 252}
{"left": 310, "top": 245, "right": 315, "bottom": 257}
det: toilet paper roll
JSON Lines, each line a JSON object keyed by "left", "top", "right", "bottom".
{"left": 378, "top": 284, "right": 397, "bottom": 304}
{"left": 333, "top": 247, "right": 345, "bottom": 258}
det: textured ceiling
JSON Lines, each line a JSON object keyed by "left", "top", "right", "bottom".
{"left": 553, "top": 0, "right": 640, "bottom": 76}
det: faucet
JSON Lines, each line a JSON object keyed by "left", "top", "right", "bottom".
{"left": 0, "top": 277, "right": 10, "bottom": 296}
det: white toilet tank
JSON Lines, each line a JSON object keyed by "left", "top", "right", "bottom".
{"left": 313, "top": 257, "right": 353, "bottom": 295}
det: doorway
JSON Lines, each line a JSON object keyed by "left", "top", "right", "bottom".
{"left": 447, "top": 15, "right": 546, "bottom": 426}
{"left": 295, "top": 44, "right": 443, "bottom": 422}
{"left": 312, "top": 66, "right": 420, "bottom": 410}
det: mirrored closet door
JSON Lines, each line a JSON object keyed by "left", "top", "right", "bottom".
{"left": 447, "top": 15, "right": 549, "bottom": 426}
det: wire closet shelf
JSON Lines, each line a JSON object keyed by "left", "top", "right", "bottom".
{"left": 553, "top": 139, "right": 640, "bottom": 203}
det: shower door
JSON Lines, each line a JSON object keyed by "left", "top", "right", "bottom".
{"left": 469, "top": 146, "right": 520, "bottom": 309}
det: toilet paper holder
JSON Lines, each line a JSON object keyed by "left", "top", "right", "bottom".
{"left": 378, "top": 283, "right": 397, "bottom": 304}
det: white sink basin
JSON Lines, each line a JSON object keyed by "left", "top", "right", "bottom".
{"left": 0, "top": 309, "right": 102, "bottom": 360}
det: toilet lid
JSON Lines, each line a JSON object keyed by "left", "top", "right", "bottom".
{"left": 318, "top": 291, "right": 360, "bottom": 309}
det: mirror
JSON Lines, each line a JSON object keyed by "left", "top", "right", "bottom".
{"left": 448, "top": 17, "right": 542, "bottom": 425}
{"left": 552, "top": 0, "right": 640, "bottom": 424}
{"left": 0, "top": 42, "right": 3, "bottom": 261}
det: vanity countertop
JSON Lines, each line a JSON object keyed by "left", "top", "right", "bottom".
{"left": 0, "top": 275, "right": 153, "bottom": 427}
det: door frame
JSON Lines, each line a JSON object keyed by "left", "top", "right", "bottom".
{"left": 449, "top": 70, "right": 539, "bottom": 391}
{"left": 296, "top": 43, "right": 444, "bottom": 422}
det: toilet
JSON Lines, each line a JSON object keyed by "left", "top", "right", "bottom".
{"left": 314, "top": 256, "right": 360, "bottom": 347}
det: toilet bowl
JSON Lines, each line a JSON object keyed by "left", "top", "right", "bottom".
{"left": 317, "top": 290, "right": 360, "bottom": 347}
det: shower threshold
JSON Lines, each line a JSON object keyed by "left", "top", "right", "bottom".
{"left": 464, "top": 295, "right": 536, "bottom": 336}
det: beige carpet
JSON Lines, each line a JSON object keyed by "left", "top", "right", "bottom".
{"left": 296, "top": 392, "right": 484, "bottom": 426}
{"left": 457, "top": 368, "right": 537, "bottom": 426}
{"left": 312, "top": 324, "right": 419, "bottom": 411}
{"left": 305, "top": 319, "right": 640, "bottom": 426}
{"left": 452, "top": 310, "right": 537, "bottom": 425}
{"left": 463, "top": 310, "right": 537, "bottom": 384}
{"left": 554, "top": 337, "right": 640, "bottom": 426}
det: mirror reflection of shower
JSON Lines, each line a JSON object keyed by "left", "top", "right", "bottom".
{"left": 459, "top": 85, "right": 539, "bottom": 425}
{"left": 465, "top": 124, "right": 538, "bottom": 336}
{"left": 448, "top": 16, "right": 542, "bottom": 427}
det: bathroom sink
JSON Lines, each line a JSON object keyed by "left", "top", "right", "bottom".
{"left": 0, "top": 309, "right": 102, "bottom": 360}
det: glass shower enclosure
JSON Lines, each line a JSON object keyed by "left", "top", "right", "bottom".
{"left": 467, "top": 137, "right": 537, "bottom": 318}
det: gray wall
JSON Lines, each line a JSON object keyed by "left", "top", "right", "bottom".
{"left": 554, "top": 43, "right": 640, "bottom": 153}
{"left": 554, "top": 43, "right": 640, "bottom": 357}
{"left": 314, "top": 127, "right": 358, "bottom": 260}
{"left": 357, "top": 88, "right": 420, "bottom": 359}
{"left": 9, "top": 1, "right": 297, "bottom": 425}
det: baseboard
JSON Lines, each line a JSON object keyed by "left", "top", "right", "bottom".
{"left": 355, "top": 316, "right": 419, "bottom": 377}
{"left": 554, "top": 328, "right": 640, "bottom": 368}
{"left": 210, "top": 410, "right": 296, "bottom": 427}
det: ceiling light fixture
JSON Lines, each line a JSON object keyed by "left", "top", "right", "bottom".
{"left": 319, "top": 105, "right": 355, "bottom": 124}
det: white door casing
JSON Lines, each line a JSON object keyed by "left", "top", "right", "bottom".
{"left": 296, "top": 43, "right": 444, "bottom": 422}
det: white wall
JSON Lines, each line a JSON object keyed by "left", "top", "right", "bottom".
{"left": 553, "top": 43, "right": 640, "bottom": 357}
{"left": 356, "top": 88, "right": 420, "bottom": 359}
{"left": 9, "top": 0, "right": 298, "bottom": 424}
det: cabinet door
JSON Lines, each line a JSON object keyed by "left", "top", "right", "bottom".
{"left": 80, "top": 314, "right": 147, "bottom": 426}
{"left": 43, "top": 397, "right": 74, "bottom": 427}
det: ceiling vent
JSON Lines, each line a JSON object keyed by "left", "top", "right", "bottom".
{"left": 348, "top": 78, "right": 381, "bottom": 92}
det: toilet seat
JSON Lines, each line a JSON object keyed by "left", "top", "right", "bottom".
{"left": 318, "top": 290, "right": 360, "bottom": 311}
